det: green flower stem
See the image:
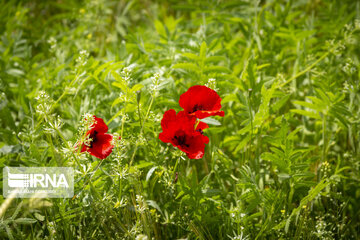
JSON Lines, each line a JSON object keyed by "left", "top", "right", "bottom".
{"left": 35, "top": 73, "right": 83, "bottom": 130}
{"left": 129, "top": 94, "right": 155, "bottom": 167}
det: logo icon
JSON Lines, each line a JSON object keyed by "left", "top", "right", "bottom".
{"left": 3, "top": 167, "right": 74, "bottom": 198}
{"left": 8, "top": 172, "right": 30, "bottom": 188}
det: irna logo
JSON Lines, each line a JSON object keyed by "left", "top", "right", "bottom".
{"left": 8, "top": 172, "right": 69, "bottom": 188}
{"left": 3, "top": 167, "right": 74, "bottom": 198}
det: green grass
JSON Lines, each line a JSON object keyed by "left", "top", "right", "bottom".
{"left": 0, "top": 0, "right": 360, "bottom": 239}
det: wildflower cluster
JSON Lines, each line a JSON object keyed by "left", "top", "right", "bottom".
{"left": 35, "top": 90, "right": 53, "bottom": 118}
{"left": 205, "top": 78, "right": 218, "bottom": 92}
{"left": 321, "top": 161, "right": 331, "bottom": 178}
{"left": 75, "top": 50, "right": 89, "bottom": 69}
{"left": 43, "top": 115, "right": 63, "bottom": 134}
{"left": 159, "top": 85, "right": 224, "bottom": 159}
{"left": 121, "top": 67, "right": 132, "bottom": 84}
{"left": 342, "top": 58, "right": 357, "bottom": 75}
{"left": 47, "top": 37, "right": 57, "bottom": 53}
{"left": 150, "top": 73, "right": 160, "bottom": 94}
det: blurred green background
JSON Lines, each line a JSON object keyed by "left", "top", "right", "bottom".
{"left": 0, "top": 0, "right": 360, "bottom": 239}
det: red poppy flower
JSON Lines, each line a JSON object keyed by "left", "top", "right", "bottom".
{"left": 179, "top": 85, "right": 225, "bottom": 119}
{"left": 159, "top": 109, "right": 209, "bottom": 159}
{"left": 81, "top": 115, "right": 114, "bottom": 159}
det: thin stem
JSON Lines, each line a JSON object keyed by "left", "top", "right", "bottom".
{"left": 129, "top": 94, "right": 155, "bottom": 167}
{"left": 120, "top": 115, "right": 125, "bottom": 138}
{"left": 278, "top": 30, "right": 355, "bottom": 89}
{"left": 247, "top": 91, "right": 254, "bottom": 168}
{"left": 144, "top": 95, "right": 155, "bottom": 122}
{"left": 194, "top": 119, "right": 200, "bottom": 130}
{"left": 119, "top": 176, "right": 122, "bottom": 200}
{"left": 55, "top": 127, "right": 83, "bottom": 173}
{"left": 72, "top": 158, "right": 105, "bottom": 200}
{"left": 137, "top": 99, "right": 142, "bottom": 128}
{"left": 106, "top": 108, "right": 123, "bottom": 125}
{"left": 320, "top": 114, "right": 326, "bottom": 181}
{"left": 278, "top": 51, "right": 330, "bottom": 89}
{"left": 35, "top": 73, "right": 81, "bottom": 129}
{"left": 172, "top": 157, "right": 180, "bottom": 177}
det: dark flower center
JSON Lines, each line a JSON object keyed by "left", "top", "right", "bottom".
{"left": 189, "top": 104, "right": 204, "bottom": 114}
{"left": 89, "top": 130, "right": 98, "bottom": 148}
{"left": 196, "top": 129, "right": 204, "bottom": 134}
{"left": 173, "top": 133, "right": 190, "bottom": 148}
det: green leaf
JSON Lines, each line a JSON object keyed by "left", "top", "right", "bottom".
{"left": 291, "top": 109, "right": 321, "bottom": 120}
{"left": 130, "top": 84, "right": 144, "bottom": 92}
{"left": 182, "top": 52, "right": 199, "bottom": 60}
{"left": 201, "top": 189, "right": 221, "bottom": 197}
{"left": 203, "top": 66, "right": 231, "bottom": 74}
{"left": 111, "top": 97, "right": 122, "bottom": 108}
{"left": 172, "top": 63, "right": 199, "bottom": 72}
{"left": 133, "top": 161, "right": 154, "bottom": 169}
{"left": 293, "top": 100, "right": 323, "bottom": 112}
{"left": 200, "top": 117, "right": 221, "bottom": 126}
{"left": 205, "top": 56, "right": 227, "bottom": 63}
{"left": 94, "top": 61, "right": 114, "bottom": 79}
{"left": 272, "top": 94, "right": 291, "bottom": 112}
{"left": 154, "top": 20, "right": 167, "bottom": 39}
{"left": 111, "top": 71, "right": 129, "bottom": 93}
{"left": 146, "top": 167, "right": 158, "bottom": 182}
{"left": 199, "top": 41, "right": 207, "bottom": 59}
{"left": 146, "top": 200, "right": 163, "bottom": 215}
{"left": 34, "top": 213, "right": 45, "bottom": 222}
{"left": 6, "top": 68, "right": 24, "bottom": 77}
{"left": 14, "top": 218, "right": 37, "bottom": 224}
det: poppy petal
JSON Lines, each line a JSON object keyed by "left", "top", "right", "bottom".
{"left": 88, "top": 115, "right": 108, "bottom": 135}
{"left": 160, "top": 109, "right": 177, "bottom": 130}
{"left": 87, "top": 133, "right": 114, "bottom": 159}
{"left": 179, "top": 85, "right": 224, "bottom": 119}
{"left": 159, "top": 109, "right": 209, "bottom": 159}
{"left": 196, "top": 121, "right": 209, "bottom": 131}
{"left": 177, "top": 134, "right": 206, "bottom": 159}
{"left": 194, "top": 110, "right": 225, "bottom": 119}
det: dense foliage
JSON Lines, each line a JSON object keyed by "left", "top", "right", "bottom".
{"left": 1, "top": 0, "right": 360, "bottom": 239}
